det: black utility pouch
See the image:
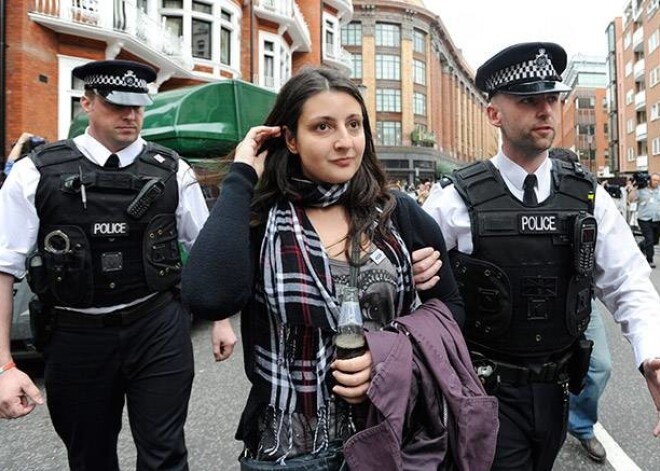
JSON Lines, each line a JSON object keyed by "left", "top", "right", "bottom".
{"left": 26, "top": 251, "right": 51, "bottom": 298}
{"left": 567, "top": 337, "right": 593, "bottom": 395}
{"left": 28, "top": 297, "right": 54, "bottom": 352}
{"left": 40, "top": 225, "right": 94, "bottom": 307}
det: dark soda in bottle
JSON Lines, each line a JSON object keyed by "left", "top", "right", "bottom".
{"left": 334, "top": 286, "right": 366, "bottom": 359}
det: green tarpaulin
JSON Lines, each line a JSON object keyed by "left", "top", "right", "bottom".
{"left": 68, "top": 80, "right": 277, "bottom": 159}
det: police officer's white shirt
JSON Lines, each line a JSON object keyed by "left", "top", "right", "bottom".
{"left": 0, "top": 130, "right": 209, "bottom": 313}
{"left": 423, "top": 150, "right": 660, "bottom": 368}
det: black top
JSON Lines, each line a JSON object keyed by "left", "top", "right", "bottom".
{"left": 182, "top": 162, "right": 464, "bottom": 325}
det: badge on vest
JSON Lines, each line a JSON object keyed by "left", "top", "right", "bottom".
{"left": 518, "top": 213, "right": 559, "bottom": 234}
{"left": 91, "top": 222, "right": 129, "bottom": 237}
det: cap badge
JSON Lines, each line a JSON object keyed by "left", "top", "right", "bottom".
{"left": 535, "top": 49, "right": 549, "bottom": 69}
{"left": 123, "top": 70, "right": 138, "bottom": 87}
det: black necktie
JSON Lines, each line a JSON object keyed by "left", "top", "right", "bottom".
{"left": 523, "top": 174, "right": 538, "bottom": 206}
{"left": 105, "top": 153, "right": 119, "bottom": 168}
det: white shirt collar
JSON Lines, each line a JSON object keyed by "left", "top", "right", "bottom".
{"left": 73, "top": 128, "right": 145, "bottom": 168}
{"left": 492, "top": 150, "right": 553, "bottom": 202}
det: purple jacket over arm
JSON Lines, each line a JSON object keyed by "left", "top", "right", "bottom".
{"left": 343, "top": 299, "right": 498, "bottom": 471}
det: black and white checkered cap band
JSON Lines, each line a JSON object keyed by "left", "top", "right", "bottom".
{"left": 485, "top": 57, "right": 558, "bottom": 92}
{"left": 84, "top": 71, "right": 148, "bottom": 91}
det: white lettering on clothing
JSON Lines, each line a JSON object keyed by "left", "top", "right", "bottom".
{"left": 520, "top": 215, "right": 557, "bottom": 232}
{"left": 92, "top": 222, "right": 128, "bottom": 236}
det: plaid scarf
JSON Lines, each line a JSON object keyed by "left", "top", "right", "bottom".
{"left": 254, "top": 177, "right": 415, "bottom": 459}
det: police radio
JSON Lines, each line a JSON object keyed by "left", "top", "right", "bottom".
{"left": 126, "top": 179, "right": 165, "bottom": 219}
{"left": 573, "top": 212, "right": 597, "bottom": 276}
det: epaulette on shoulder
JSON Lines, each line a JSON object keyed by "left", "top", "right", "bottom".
{"left": 452, "top": 160, "right": 506, "bottom": 208}
{"left": 145, "top": 141, "right": 179, "bottom": 161}
{"left": 29, "top": 139, "right": 82, "bottom": 168}
{"left": 141, "top": 141, "right": 179, "bottom": 171}
{"left": 453, "top": 160, "right": 488, "bottom": 180}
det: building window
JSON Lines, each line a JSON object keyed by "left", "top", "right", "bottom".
{"left": 192, "top": 18, "right": 212, "bottom": 59}
{"left": 164, "top": 15, "right": 183, "bottom": 37}
{"left": 650, "top": 31, "right": 660, "bottom": 53}
{"left": 57, "top": 56, "right": 87, "bottom": 139}
{"left": 413, "top": 29, "right": 426, "bottom": 54}
{"left": 376, "top": 54, "right": 400, "bottom": 80}
{"left": 376, "top": 121, "right": 402, "bottom": 146}
{"left": 341, "top": 22, "right": 362, "bottom": 46}
{"left": 413, "top": 60, "right": 426, "bottom": 85}
{"left": 651, "top": 67, "right": 660, "bottom": 87}
{"left": 259, "top": 33, "right": 291, "bottom": 90}
{"left": 161, "top": 1, "right": 240, "bottom": 70}
{"left": 624, "top": 32, "right": 632, "bottom": 49}
{"left": 192, "top": 0, "right": 212, "bottom": 14}
{"left": 627, "top": 118, "right": 635, "bottom": 133}
{"left": 652, "top": 102, "right": 660, "bottom": 120}
{"left": 375, "top": 23, "right": 400, "bottom": 47}
{"left": 376, "top": 88, "right": 401, "bottom": 112}
{"left": 413, "top": 92, "right": 426, "bottom": 115}
{"left": 324, "top": 17, "right": 337, "bottom": 57}
{"left": 350, "top": 53, "right": 362, "bottom": 79}
{"left": 576, "top": 97, "right": 595, "bottom": 109}
{"left": 219, "top": 8, "right": 235, "bottom": 66}
{"left": 263, "top": 40, "right": 275, "bottom": 88}
{"left": 626, "top": 89, "right": 634, "bottom": 105}
{"left": 280, "top": 45, "right": 291, "bottom": 85}
{"left": 220, "top": 25, "right": 231, "bottom": 65}
{"left": 653, "top": 137, "right": 660, "bottom": 155}
{"left": 628, "top": 147, "right": 635, "bottom": 161}
{"left": 625, "top": 60, "right": 633, "bottom": 77}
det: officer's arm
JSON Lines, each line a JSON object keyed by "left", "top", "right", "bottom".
{"left": 0, "top": 272, "right": 43, "bottom": 419}
{"left": 0, "top": 272, "right": 13, "bottom": 366}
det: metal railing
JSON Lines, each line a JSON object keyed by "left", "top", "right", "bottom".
{"left": 30, "top": 0, "right": 189, "bottom": 63}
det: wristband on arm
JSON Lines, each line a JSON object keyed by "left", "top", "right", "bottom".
{"left": 0, "top": 361, "right": 16, "bottom": 375}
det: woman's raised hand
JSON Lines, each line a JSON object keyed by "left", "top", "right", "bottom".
{"left": 233, "top": 126, "right": 281, "bottom": 178}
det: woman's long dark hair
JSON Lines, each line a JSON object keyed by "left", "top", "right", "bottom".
{"left": 249, "top": 67, "right": 396, "bottom": 246}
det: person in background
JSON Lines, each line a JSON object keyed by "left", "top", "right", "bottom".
{"left": 2, "top": 132, "right": 44, "bottom": 184}
{"left": 633, "top": 173, "right": 660, "bottom": 268}
{"left": 423, "top": 42, "right": 660, "bottom": 470}
{"left": 181, "top": 67, "right": 463, "bottom": 468}
{"left": 0, "top": 59, "right": 235, "bottom": 470}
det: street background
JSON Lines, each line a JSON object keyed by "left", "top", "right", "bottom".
{"left": 2, "top": 266, "right": 660, "bottom": 470}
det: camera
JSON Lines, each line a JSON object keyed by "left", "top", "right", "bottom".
{"left": 20, "top": 136, "right": 47, "bottom": 157}
{"left": 632, "top": 171, "right": 650, "bottom": 190}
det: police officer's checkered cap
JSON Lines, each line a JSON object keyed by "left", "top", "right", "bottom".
{"left": 475, "top": 42, "right": 569, "bottom": 95}
{"left": 72, "top": 59, "right": 156, "bottom": 93}
{"left": 484, "top": 56, "right": 558, "bottom": 93}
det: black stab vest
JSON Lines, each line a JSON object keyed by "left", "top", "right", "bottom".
{"left": 450, "top": 159, "right": 597, "bottom": 360}
{"left": 29, "top": 139, "right": 182, "bottom": 308}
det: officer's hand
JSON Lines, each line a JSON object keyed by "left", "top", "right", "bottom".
{"left": 211, "top": 319, "right": 238, "bottom": 362}
{"left": 331, "top": 350, "right": 372, "bottom": 404}
{"left": 0, "top": 367, "right": 43, "bottom": 419}
{"left": 412, "top": 247, "right": 441, "bottom": 291}
{"left": 642, "top": 358, "right": 660, "bottom": 437}
{"left": 233, "top": 126, "right": 281, "bottom": 178}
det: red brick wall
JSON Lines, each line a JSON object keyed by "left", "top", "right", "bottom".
{"left": 6, "top": 1, "right": 60, "bottom": 153}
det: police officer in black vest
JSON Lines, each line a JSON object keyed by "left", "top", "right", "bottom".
{"left": 423, "top": 42, "right": 660, "bottom": 470}
{"left": 0, "top": 60, "right": 211, "bottom": 470}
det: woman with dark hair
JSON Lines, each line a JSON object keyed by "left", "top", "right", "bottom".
{"left": 182, "top": 67, "right": 464, "bottom": 467}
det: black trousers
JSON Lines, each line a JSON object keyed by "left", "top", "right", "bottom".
{"left": 490, "top": 382, "right": 569, "bottom": 471}
{"left": 637, "top": 219, "right": 660, "bottom": 263}
{"left": 44, "top": 298, "right": 194, "bottom": 471}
